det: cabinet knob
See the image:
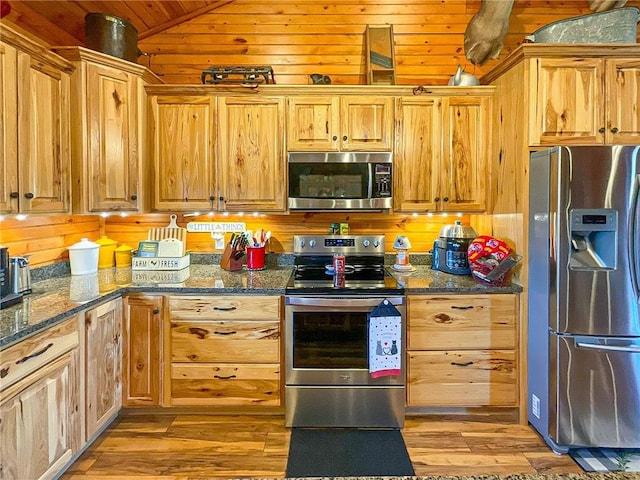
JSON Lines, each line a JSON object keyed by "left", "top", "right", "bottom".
{"left": 342, "top": 135, "right": 347, "bottom": 141}
{"left": 611, "top": 127, "right": 619, "bottom": 134}
{"left": 598, "top": 127, "right": 606, "bottom": 134}
{"left": 130, "top": 194, "right": 137, "bottom": 201}
{"left": 332, "top": 135, "right": 338, "bottom": 141}
{"left": 434, "top": 197, "right": 440, "bottom": 202}
{"left": 209, "top": 196, "right": 215, "bottom": 202}
{"left": 443, "top": 196, "right": 449, "bottom": 202}
{"left": 152, "top": 309, "right": 159, "bottom": 315}
{"left": 9, "top": 192, "right": 19, "bottom": 199}
{"left": 24, "top": 192, "right": 34, "bottom": 199}
{"left": 219, "top": 196, "right": 224, "bottom": 202}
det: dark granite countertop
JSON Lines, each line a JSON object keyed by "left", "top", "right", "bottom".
{"left": 0, "top": 261, "right": 521, "bottom": 350}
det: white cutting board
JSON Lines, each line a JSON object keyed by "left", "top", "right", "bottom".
{"left": 157, "top": 238, "right": 184, "bottom": 258}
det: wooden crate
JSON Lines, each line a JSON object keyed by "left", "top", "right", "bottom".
{"left": 365, "top": 25, "right": 396, "bottom": 85}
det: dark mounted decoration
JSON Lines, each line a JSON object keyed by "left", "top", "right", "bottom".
{"left": 201, "top": 66, "right": 275, "bottom": 85}
{"left": 310, "top": 73, "right": 331, "bottom": 85}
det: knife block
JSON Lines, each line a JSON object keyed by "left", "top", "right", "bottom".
{"left": 220, "top": 244, "right": 244, "bottom": 271}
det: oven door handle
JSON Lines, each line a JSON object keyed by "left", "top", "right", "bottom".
{"left": 286, "top": 296, "right": 404, "bottom": 307}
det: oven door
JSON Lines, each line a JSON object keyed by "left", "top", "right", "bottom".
{"left": 285, "top": 295, "right": 405, "bottom": 386}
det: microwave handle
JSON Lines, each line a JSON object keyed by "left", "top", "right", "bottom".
{"left": 367, "top": 163, "right": 374, "bottom": 198}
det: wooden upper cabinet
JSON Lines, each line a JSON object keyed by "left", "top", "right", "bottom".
{"left": 394, "top": 96, "right": 440, "bottom": 212}
{"left": 0, "top": 26, "right": 73, "bottom": 214}
{"left": 605, "top": 58, "right": 640, "bottom": 144}
{"left": 0, "top": 42, "right": 18, "bottom": 214}
{"left": 218, "top": 96, "right": 286, "bottom": 211}
{"left": 531, "top": 57, "right": 640, "bottom": 145}
{"left": 287, "top": 95, "right": 393, "bottom": 151}
{"left": 394, "top": 95, "right": 489, "bottom": 212}
{"left": 150, "top": 95, "right": 217, "bottom": 211}
{"left": 54, "top": 48, "right": 145, "bottom": 213}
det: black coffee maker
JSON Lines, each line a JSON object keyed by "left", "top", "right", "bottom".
{"left": 1, "top": 246, "right": 23, "bottom": 309}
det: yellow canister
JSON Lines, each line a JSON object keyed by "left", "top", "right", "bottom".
{"left": 96, "top": 235, "right": 118, "bottom": 269}
{"left": 115, "top": 244, "right": 133, "bottom": 268}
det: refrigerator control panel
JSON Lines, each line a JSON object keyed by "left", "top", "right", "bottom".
{"left": 570, "top": 208, "right": 617, "bottom": 232}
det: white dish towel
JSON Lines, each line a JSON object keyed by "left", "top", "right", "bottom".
{"left": 368, "top": 300, "right": 402, "bottom": 378}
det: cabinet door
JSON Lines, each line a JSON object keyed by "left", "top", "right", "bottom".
{"left": 287, "top": 96, "right": 340, "bottom": 150}
{"left": 393, "top": 96, "right": 441, "bottom": 212}
{"left": 122, "top": 295, "right": 162, "bottom": 407}
{"left": 441, "top": 96, "right": 489, "bottom": 212}
{"left": 531, "top": 57, "right": 603, "bottom": 145}
{"left": 17, "top": 51, "right": 71, "bottom": 213}
{"left": 340, "top": 96, "right": 393, "bottom": 151}
{"left": 150, "top": 95, "right": 216, "bottom": 211}
{"left": 0, "top": 351, "right": 77, "bottom": 480}
{"left": 605, "top": 58, "right": 640, "bottom": 144}
{"left": 85, "top": 63, "right": 139, "bottom": 211}
{"left": 218, "top": 96, "right": 286, "bottom": 211}
{"left": 85, "top": 298, "right": 122, "bottom": 439}
{"left": 0, "top": 42, "right": 18, "bottom": 214}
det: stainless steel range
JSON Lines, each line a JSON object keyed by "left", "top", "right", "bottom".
{"left": 284, "top": 234, "right": 406, "bottom": 428}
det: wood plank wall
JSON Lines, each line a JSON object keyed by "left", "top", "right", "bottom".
{"left": 0, "top": 212, "right": 489, "bottom": 267}
{"left": 139, "top": 0, "right": 640, "bottom": 85}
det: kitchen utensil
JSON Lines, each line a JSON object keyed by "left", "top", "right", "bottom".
{"left": 96, "top": 235, "right": 117, "bottom": 268}
{"left": 10, "top": 256, "right": 31, "bottom": 295}
{"left": 148, "top": 214, "right": 187, "bottom": 255}
{"left": 84, "top": 13, "right": 146, "bottom": 63}
{"left": 447, "top": 64, "right": 480, "bottom": 86}
{"left": 68, "top": 238, "right": 100, "bottom": 275}
{"left": 157, "top": 238, "right": 184, "bottom": 258}
{"left": 432, "top": 220, "right": 478, "bottom": 275}
{"left": 115, "top": 244, "right": 133, "bottom": 267}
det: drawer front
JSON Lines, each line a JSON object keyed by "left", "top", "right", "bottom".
{"left": 169, "top": 295, "right": 280, "bottom": 321}
{"left": 0, "top": 317, "right": 79, "bottom": 392}
{"left": 408, "top": 294, "right": 517, "bottom": 350}
{"left": 171, "top": 321, "right": 279, "bottom": 363}
{"left": 170, "top": 363, "right": 280, "bottom": 406}
{"left": 407, "top": 350, "right": 517, "bottom": 407}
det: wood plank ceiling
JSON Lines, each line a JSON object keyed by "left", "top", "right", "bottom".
{"left": 3, "top": 0, "right": 640, "bottom": 85}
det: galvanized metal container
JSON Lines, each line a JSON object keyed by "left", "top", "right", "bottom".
{"left": 526, "top": 7, "right": 639, "bottom": 44}
{"left": 84, "top": 13, "right": 141, "bottom": 62}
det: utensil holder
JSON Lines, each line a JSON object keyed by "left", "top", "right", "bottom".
{"left": 220, "top": 244, "right": 244, "bottom": 271}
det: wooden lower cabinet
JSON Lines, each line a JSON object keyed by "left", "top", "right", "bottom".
{"left": 84, "top": 298, "right": 122, "bottom": 439}
{"left": 166, "top": 295, "right": 281, "bottom": 407}
{"left": 122, "top": 295, "right": 163, "bottom": 406}
{"left": 0, "top": 341, "right": 80, "bottom": 480}
{"left": 407, "top": 294, "right": 519, "bottom": 408}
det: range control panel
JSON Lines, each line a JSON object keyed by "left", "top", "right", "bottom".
{"left": 293, "top": 235, "right": 385, "bottom": 255}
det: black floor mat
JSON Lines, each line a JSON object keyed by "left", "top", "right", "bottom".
{"left": 285, "top": 428, "right": 415, "bottom": 477}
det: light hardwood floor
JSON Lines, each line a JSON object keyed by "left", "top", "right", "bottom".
{"left": 61, "top": 414, "right": 583, "bottom": 479}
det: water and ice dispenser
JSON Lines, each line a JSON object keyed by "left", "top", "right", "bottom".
{"left": 569, "top": 208, "right": 618, "bottom": 270}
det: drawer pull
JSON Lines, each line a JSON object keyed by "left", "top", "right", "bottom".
{"left": 214, "top": 330, "right": 237, "bottom": 336}
{"left": 214, "top": 374, "right": 237, "bottom": 380}
{"left": 16, "top": 343, "right": 54, "bottom": 365}
{"left": 451, "top": 361, "right": 474, "bottom": 367}
{"left": 213, "top": 306, "right": 237, "bottom": 311}
{"left": 451, "top": 305, "right": 474, "bottom": 310}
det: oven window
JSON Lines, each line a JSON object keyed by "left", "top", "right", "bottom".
{"left": 292, "top": 311, "right": 368, "bottom": 369}
{"left": 289, "top": 163, "right": 367, "bottom": 199}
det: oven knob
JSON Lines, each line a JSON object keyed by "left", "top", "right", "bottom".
{"left": 309, "top": 240, "right": 316, "bottom": 247}
{"left": 362, "top": 240, "right": 371, "bottom": 248}
{"left": 373, "top": 240, "right": 380, "bottom": 248}
{"left": 299, "top": 240, "right": 305, "bottom": 248}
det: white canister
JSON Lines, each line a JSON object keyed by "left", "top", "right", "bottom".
{"left": 68, "top": 238, "right": 100, "bottom": 275}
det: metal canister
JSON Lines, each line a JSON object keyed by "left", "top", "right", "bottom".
{"left": 333, "top": 253, "right": 345, "bottom": 274}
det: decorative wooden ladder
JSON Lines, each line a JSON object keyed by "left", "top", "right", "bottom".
{"left": 365, "top": 25, "right": 396, "bottom": 85}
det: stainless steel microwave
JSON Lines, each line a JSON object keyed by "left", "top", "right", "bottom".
{"left": 288, "top": 152, "right": 392, "bottom": 211}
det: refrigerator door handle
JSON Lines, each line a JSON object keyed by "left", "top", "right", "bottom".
{"left": 631, "top": 173, "right": 640, "bottom": 299}
{"left": 576, "top": 342, "right": 640, "bottom": 353}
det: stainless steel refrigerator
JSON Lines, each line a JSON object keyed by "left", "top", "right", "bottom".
{"left": 528, "top": 145, "right": 640, "bottom": 454}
